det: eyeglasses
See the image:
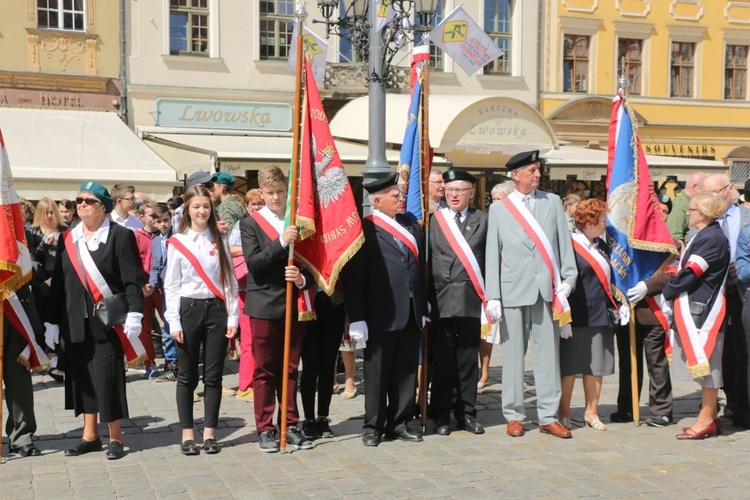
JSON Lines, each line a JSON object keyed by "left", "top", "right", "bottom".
{"left": 713, "top": 183, "right": 730, "bottom": 194}
{"left": 76, "top": 197, "right": 101, "bottom": 206}
{"left": 429, "top": 180, "right": 445, "bottom": 185}
{"left": 445, "top": 187, "right": 472, "bottom": 194}
{"left": 202, "top": 182, "right": 215, "bottom": 190}
{"left": 120, "top": 196, "right": 136, "bottom": 203}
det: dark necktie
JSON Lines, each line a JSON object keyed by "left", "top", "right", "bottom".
{"left": 454, "top": 211, "right": 462, "bottom": 229}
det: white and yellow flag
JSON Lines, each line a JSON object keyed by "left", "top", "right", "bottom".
{"left": 429, "top": 5, "right": 504, "bottom": 76}
{"left": 372, "top": 0, "right": 396, "bottom": 33}
{"left": 288, "top": 25, "right": 329, "bottom": 83}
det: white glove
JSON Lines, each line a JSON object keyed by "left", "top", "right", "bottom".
{"left": 487, "top": 300, "right": 502, "bottom": 324}
{"left": 557, "top": 283, "right": 573, "bottom": 298}
{"left": 626, "top": 281, "right": 648, "bottom": 304}
{"left": 422, "top": 316, "right": 430, "bottom": 328}
{"left": 349, "top": 320, "right": 369, "bottom": 349}
{"left": 124, "top": 312, "right": 143, "bottom": 340}
{"left": 618, "top": 304, "right": 630, "bottom": 326}
{"left": 559, "top": 324, "right": 572, "bottom": 339}
{"left": 44, "top": 322, "right": 60, "bottom": 349}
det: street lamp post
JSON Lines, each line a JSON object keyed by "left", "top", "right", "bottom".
{"left": 314, "top": 0, "right": 440, "bottom": 189}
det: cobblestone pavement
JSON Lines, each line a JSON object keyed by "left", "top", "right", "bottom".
{"left": 3, "top": 347, "right": 750, "bottom": 499}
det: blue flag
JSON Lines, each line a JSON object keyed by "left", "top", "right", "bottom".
{"left": 605, "top": 93, "right": 677, "bottom": 302}
{"left": 399, "top": 79, "right": 423, "bottom": 221}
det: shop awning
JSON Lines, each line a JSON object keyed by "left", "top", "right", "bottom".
{"left": 545, "top": 146, "right": 726, "bottom": 181}
{"left": 329, "top": 95, "right": 559, "bottom": 168}
{"left": 139, "top": 130, "right": 452, "bottom": 178}
{"left": 0, "top": 108, "right": 179, "bottom": 201}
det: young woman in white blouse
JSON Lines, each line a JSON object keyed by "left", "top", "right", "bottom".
{"left": 164, "top": 185, "right": 239, "bottom": 456}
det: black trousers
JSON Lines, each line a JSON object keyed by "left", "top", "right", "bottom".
{"left": 429, "top": 317, "right": 480, "bottom": 420}
{"left": 3, "top": 319, "right": 37, "bottom": 449}
{"left": 175, "top": 297, "right": 229, "bottom": 429}
{"left": 363, "top": 317, "right": 421, "bottom": 434}
{"left": 724, "top": 288, "right": 748, "bottom": 417}
{"left": 615, "top": 322, "right": 673, "bottom": 417}
{"left": 300, "top": 294, "right": 346, "bottom": 419}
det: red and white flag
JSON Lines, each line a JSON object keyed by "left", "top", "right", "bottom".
{"left": 0, "top": 129, "right": 32, "bottom": 301}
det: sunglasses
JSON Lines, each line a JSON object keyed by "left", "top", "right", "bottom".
{"left": 76, "top": 197, "right": 101, "bottom": 206}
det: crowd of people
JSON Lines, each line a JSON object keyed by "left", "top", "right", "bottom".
{"left": 3, "top": 152, "right": 746, "bottom": 460}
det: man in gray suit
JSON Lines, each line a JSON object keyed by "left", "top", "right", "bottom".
{"left": 429, "top": 168, "right": 488, "bottom": 436}
{"left": 485, "top": 150, "right": 577, "bottom": 439}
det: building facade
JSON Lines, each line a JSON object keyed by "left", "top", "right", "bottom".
{"left": 540, "top": 0, "right": 746, "bottom": 197}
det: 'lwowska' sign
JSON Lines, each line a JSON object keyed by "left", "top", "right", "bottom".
{"left": 155, "top": 98, "right": 292, "bottom": 132}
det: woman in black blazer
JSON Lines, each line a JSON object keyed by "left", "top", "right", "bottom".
{"left": 48, "top": 181, "right": 144, "bottom": 460}
{"left": 559, "top": 199, "right": 619, "bottom": 432}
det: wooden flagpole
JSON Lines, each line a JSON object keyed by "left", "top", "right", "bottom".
{"left": 0, "top": 300, "right": 4, "bottom": 462}
{"left": 419, "top": 56, "right": 431, "bottom": 434}
{"left": 279, "top": 3, "right": 307, "bottom": 453}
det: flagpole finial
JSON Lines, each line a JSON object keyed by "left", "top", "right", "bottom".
{"left": 618, "top": 56, "right": 629, "bottom": 95}
{"left": 295, "top": 1, "right": 308, "bottom": 21}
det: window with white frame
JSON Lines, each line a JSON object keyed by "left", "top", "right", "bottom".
{"left": 426, "top": 3, "right": 445, "bottom": 71}
{"left": 37, "top": 0, "right": 85, "bottom": 31}
{"left": 563, "top": 35, "right": 589, "bottom": 92}
{"left": 259, "top": 0, "right": 295, "bottom": 60}
{"left": 483, "top": 0, "right": 511, "bottom": 75}
{"left": 170, "top": 0, "right": 209, "bottom": 55}
{"left": 725, "top": 45, "right": 747, "bottom": 100}
{"left": 671, "top": 41, "right": 694, "bottom": 97}
{"left": 617, "top": 38, "right": 642, "bottom": 95}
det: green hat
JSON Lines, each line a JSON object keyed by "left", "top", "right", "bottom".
{"left": 80, "top": 181, "right": 114, "bottom": 213}
{"left": 211, "top": 172, "right": 236, "bottom": 186}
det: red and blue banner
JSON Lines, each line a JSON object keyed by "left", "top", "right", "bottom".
{"left": 605, "top": 93, "right": 677, "bottom": 301}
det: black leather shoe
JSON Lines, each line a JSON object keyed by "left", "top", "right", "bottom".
{"left": 458, "top": 416, "right": 485, "bottom": 435}
{"left": 203, "top": 438, "right": 221, "bottom": 455}
{"left": 387, "top": 429, "right": 423, "bottom": 442}
{"left": 362, "top": 431, "right": 380, "bottom": 447}
{"left": 610, "top": 411, "right": 634, "bottom": 423}
{"left": 10, "top": 444, "right": 41, "bottom": 457}
{"left": 435, "top": 420, "right": 451, "bottom": 436}
{"left": 181, "top": 440, "right": 200, "bottom": 456}
{"left": 64, "top": 437, "right": 102, "bottom": 457}
{"left": 106, "top": 440, "right": 125, "bottom": 460}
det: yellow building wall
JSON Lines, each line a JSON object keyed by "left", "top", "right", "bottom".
{"left": 0, "top": 0, "right": 119, "bottom": 78}
{"left": 542, "top": 0, "right": 750, "bottom": 163}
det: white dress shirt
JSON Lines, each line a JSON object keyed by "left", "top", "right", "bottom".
{"left": 450, "top": 206, "right": 469, "bottom": 225}
{"left": 71, "top": 217, "right": 111, "bottom": 250}
{"left": 511, "top": 189, "right": 536, "bottom": 211}
{"left": 163, "top": 228, "right": 239, "bottom": 332}
{"left": 720, "top": 203, "right": 741, "bottom": 262}
{"left": 111, "top": 211, "right": 144, "bottom": 231}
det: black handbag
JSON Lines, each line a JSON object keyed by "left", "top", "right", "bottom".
{"left": 93, "top": 293, "right": 129, "bottom": 329}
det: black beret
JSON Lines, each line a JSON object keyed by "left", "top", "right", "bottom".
{"left": 443, "top": 168, "right": 476, "bottom": 184}
{"left": 363, "top": 171, "right": 400, "bottom": 194}
{"left": 658, "top": 194, "right": 672, "bottom": 214}
{"left": 505, "top": 150, "right": 540, "bottom": 170}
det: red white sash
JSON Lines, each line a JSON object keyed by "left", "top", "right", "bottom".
{"left": 365, "top": 210, "right": 419, "bottom": 260}
{"left": 434, "top": 208, "right": 491, "bottom": 338}
{"left": 501, "top": 195, "right": 572, "bottom": 326}
{"left": 571, "top": 231, "right": 618, "bottom": 309}
{"left": 645, "top": 265, "right": 678, "bottom": 356}
{"left": 671, "top": 241, "right": 726, "bottom": 379}
{"left": 252, "top": 211, "right": 316, "bottom": 321}
{"left": 167, "top": 235, "right": 226, "bottom": 301}
{"left": 3, "top": 292, "right": 49, "bottom": 372}
{"left": 62, "top": 232, "right": 147, "bottom": 366}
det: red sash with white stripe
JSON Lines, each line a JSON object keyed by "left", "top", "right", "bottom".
{"left": 3, "top": 292, "right": 49, "bottom": 372}
{"left": 251, "top": 211, "right": 315, "bottom": 321}
{"left": 365, "top": 211, "right": 419, "bottom": 260}
{"left": 434, "top": 208, "right": 491, "bottom": 337}
{"left": 571, "top": 233, "right": 617, "bottom": 309}
{"left": 62, "top": 232, "right": 147, "bottom": 365}
{"left": 644, "top": 265, "right": 678, "bottom": 356}
{"left": 501, "top": 196, "right": 572, "bottom": 326}
{"left": 167, "top": 236, "right": 226, "bottom": 301}
{"left": 671, "top": 246, "right": 726, "bottom": 379}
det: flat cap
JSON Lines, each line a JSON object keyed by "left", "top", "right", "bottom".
{"left": 211, "top": 172, "right": 236, "bottom": 185}
{"left": 505, "top": 150, "right": 540, "bottom": 170}
{"left": 443, "top": 168, "right": 476, "bottom": 184}
{"left": 363, "top": 171, "right": 400, "bottom": 194}
{"left": 186, "top": 170, "right": 212, "bottom": 187}
{"left": 80, "top": 181, "right": 114, "bottom": 213}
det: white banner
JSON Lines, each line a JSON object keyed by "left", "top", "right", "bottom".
{"left": 287, "top": 25, "right": 329, "bottom": 83}
{"left": 372, "top": 0, "right": 396, "bottom": 33}
{"left": 429, "top": 5, "right": 504, "bottom": 76}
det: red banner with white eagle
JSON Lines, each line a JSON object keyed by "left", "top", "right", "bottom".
{"left": 294, "top": 58, "right": 364, "bottom": 295}
{"left": 0, "top": 129, "right": 32, "bottom": 301}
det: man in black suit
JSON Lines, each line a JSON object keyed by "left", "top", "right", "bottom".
{"left": 343, "top": 172, "right": 427, "bottom": 447}
{"left": 429, "top": 169, "right": 488, "bottom": 436}
{"left": 239, "top": 164, "right": 314, "bottom": 453}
